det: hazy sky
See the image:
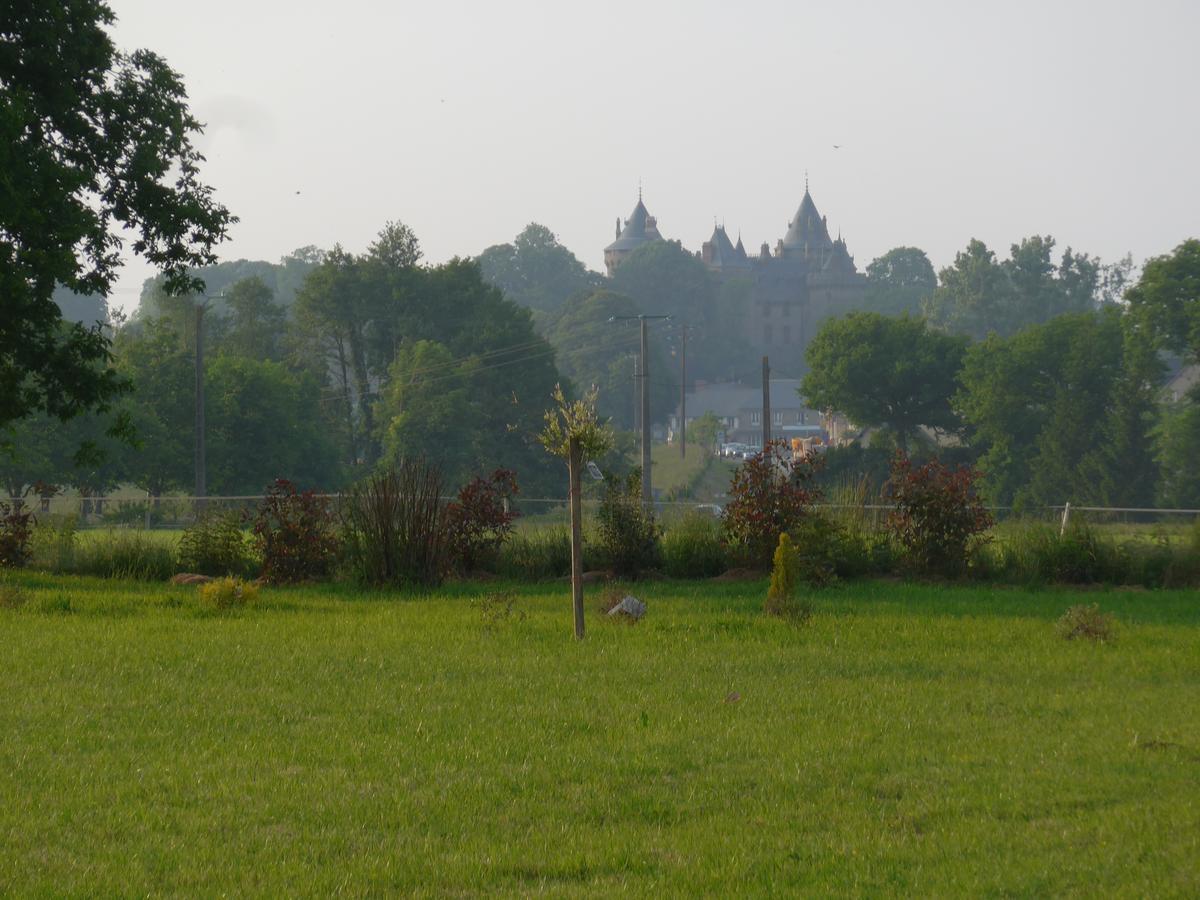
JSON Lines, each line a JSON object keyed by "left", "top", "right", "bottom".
{"left": 105, "top": 0, "right": 1199, "bottom": 312}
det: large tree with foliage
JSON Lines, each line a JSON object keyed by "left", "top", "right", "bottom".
{"left": 956, "top": 308, "right": 1159, "bottom": 508}
{"left": 1125, "top": 239, "right": 1200, "bottom": 360}
{"left": 802, "top": 313, "right": 969, "bottom": 452}
{"left": 862, "top": 247, "right": 937, "bottom": 317}
{"left": 477, "top": 223, "right": 601, "bottom": 314}
{"left": 0, "top": 0, "right": 233, "bottom": 430}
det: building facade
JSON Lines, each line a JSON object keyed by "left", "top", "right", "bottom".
{"left": 604, "top": 187, "right": 867, "bottom": 365}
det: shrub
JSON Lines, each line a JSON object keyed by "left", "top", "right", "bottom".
{"left": 29, "top": 515, "right": 78, "bottom": 572}
{"left": 73, "top": 529, "right": 177, "bottom": 580}
{"left": 595, "top": 469, "right": 661, "bottom": 578}
{"left": 495, "top": 528, "right": 575, "bottom": 580}
{"left": 1056, "top": 603, "right": 1116, "bottom": 642}
{"left": 252, "top": 479, "right": 337, "bottom": 584}
{"left": 0, "top": 501, "right": 34, "bottom": 568}
{"left": 999, "top": 523, "right": 1119, "bottom": 585}
{"left": 885, "top": 453, "right": 993, "bottom": 577}
{"left": 199, "top": 576, "right": 260, "bottom": 610}
{"left": 722, "top": 442, "right": 823, "bottom": 567}
{"left": 178, "top": 510, "right": 252, "bottom": 577}
{"left": 788, "top": 515, "right": 841, "bottom": 588}
{"left": 765, "top": 533, "right": 812, "bottom": 621}
{"left": 662, "top": 513, "right": 727, "bottom": 578}
{"left": 341, "top": 459, "right": 450, "bottom": 588}
{"left": 446, "top": 469, "right": 519, "bottom": 573}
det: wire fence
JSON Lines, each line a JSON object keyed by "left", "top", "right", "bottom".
{"left": 11, "top": 492, "right": 1200, "bottom": 536}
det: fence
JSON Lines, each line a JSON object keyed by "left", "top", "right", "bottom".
{"left": 11, "top": 492, "right": 1199, "bottom": 539}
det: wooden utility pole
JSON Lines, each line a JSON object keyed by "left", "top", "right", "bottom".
{"left": 762, "top": 355, "right": 771, "bottom": 449}
{"left": 640, "top": 317, "right": 651, "bottom": 503}
{"left": 632, "top": 354, "right": 640, "bottom": 436}
{"left": 194, "top": 301, "right": 207, "bottom": 512}
{"left": 679, "top": 326, "right": 687, "bottom": 460}
{"left": 610, "top": 313, "right": 670, "bottom": 506}
{"left": 568, "top": 436, "right": 584, "bottom": 639}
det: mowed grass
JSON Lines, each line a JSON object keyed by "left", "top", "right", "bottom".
{"left": 0, "top": 574, "right": 1197, "bottom": 896}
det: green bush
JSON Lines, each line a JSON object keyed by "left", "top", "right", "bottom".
{"left": 595, "top": 469, "right": 661, "bottom": 578}
{"left": 198, "top": 576, "right": 260, "bottom": 610}
{"left": 73, "top": 530, "right": 177, "bottom": 580}
{"left": 788, "top": 516, "right": 842, "bottom": 588}
{"left": 662, "top": 513, "right": 727, "bottom": 578}
{"left": 765, "top": 533, "right": 811, "bottom": 621}
{"left": 178, "top": 511, "right": 253, "bottom": 577}
{"left": 885, "top": 453, "right": 992, "bottom": 577}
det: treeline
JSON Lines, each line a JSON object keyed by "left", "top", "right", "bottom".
{"left": 804, "top": 240, "right": 1200, "bottom": 510}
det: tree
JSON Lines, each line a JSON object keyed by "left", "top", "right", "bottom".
{"left": 802, "top": 313, "right": 968, "bottom": 452}
{"left": 863, "top": 247, "right": 937, "bottom": 317}
{"left": 477, "top": 223, "right": 601, "bottom": 314}
{"left": 204, "top": 357, "right": 341, "bottom": 495}
{"left": 545, "top": 289, "right": 672, "bottom": 429}
{"left": 221, "top": 276, "right": 287, "bottom": 362}
{"left": 1154, "top": 387, "right": 1200, "bottom": 509}
{"left": 923, "top": 239, "right": 1013, "bottom": 339}
{"left": 1125, "top": 239, "right": 1200, "bottom": 360}
{"left": 689, "top": 411, "right": 722, "bottom": 454}
{"left": 540, "top": 384, "right": 613, "bottom": 640}
{"left": 1, "top": 0, "right": 233, "bottom": 430}
{"left": 955, "top": 308, "right": 1154, "bottom": 508}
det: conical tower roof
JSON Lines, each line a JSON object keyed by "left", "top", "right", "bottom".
{"left": 782, "top": 188, "right": 833, "bottom": 252}
{"left": 605, "top": 198, "right": 663, "bottom": 252}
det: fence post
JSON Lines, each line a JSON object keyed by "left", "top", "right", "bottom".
{"left": 1059, "top": 501, "right": 1072, "bottom": 536}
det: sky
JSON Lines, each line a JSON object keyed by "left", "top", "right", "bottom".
{"left": 105, "top": 0, "right": 1200, "bottom": 313}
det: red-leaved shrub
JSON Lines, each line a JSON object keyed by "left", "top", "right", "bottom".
{"left": 252, "top": 479, "right": 338, "bottom": 583}
{"left": 0, "top": 501, "right": 34, "bottom": 568}
{"left": 722, "top": 441, "right": 823, "bottom": 567}
{"left": 446, "top": 469, "right": 519, "bottom": 572}
{"left": 885, "top": 452, "right": 992, "bottom": 577}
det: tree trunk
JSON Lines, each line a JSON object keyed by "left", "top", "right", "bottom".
{"left": 568, "top": 437, "right": 584, "bottom": 640}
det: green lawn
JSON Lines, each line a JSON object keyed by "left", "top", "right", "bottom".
{"left": 1, "top": 574, "right": 1197, "bottom": 895}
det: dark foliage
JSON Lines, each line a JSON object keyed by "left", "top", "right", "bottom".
{"left": 0, "top": 502, "right": 34, "bottom": 568}
{"left": 341, "top": 460, "right": 450, "bottom": 588}
{"left": 885, "top": 453, "right": 993, "bottom": 577}
{"left": 445, "top": 469, "right": 519, "bottom": 573}
{"left": 722, "top": 442, "right": 823, "bottom": 567}
{"left": 595, "top": 469, "right": 661, "bottom": 578}
{"left": 252, "top": 479, "right": 338, "bottom": 584}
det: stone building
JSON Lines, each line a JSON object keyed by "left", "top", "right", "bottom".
{"left": 603, "top": 186, "right": 866, "bottom": 368}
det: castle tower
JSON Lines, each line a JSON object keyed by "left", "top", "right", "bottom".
{"left": 604, "top": 194, "right": 663, "bottom": 276}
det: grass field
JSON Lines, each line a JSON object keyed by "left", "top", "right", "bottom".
{"left": 1, "top": 574, "right": 1198, "bottom": 895}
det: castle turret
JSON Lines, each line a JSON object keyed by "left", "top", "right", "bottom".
{"left": 604, "top": 195, "right": 664, "bottom": 276}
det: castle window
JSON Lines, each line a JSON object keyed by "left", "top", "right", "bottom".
{"left": 751, "top": 411, "right": 761, "bottom": 425}
{"left": 773, "top": 411, "right": 782, "bottom": 426}
{"left": 782, "top": 304, "right": 790, "bottom": 317}
{"left": 764, "top": 325, "right": 772, "bottom": 346}
{"left": 782, "top": 325, "right": 791, "bottom": 344}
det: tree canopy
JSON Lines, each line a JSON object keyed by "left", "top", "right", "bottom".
{"left": 862, "top": 247, "right": 937, "bottom": 317}
{"left": 1, "top": 0, "right": 233, "bottom": 430}
{"left": 477, "top": 223, "right": 601, "bottom": 314}
{"left": 802, "top": 313, "right": 968, "bottom": 452}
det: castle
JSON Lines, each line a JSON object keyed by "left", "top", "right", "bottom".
{"left": 603, "top": 186, "right": 866, "bottom": 363}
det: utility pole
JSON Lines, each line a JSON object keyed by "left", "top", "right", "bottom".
{"left": 679, "top": 326, "right": 687, "bottom": 460}
{"left": 762, "top": 355, "right": 771, "bottom": 450}
{"left": 632, "top": 354, "right": 640, "bottom": 436}
{"left": 610, "top": 313, "right": 670, "bottom": 505}
{"left": 194, "top": 300, "right": 207, "bottom": 513}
